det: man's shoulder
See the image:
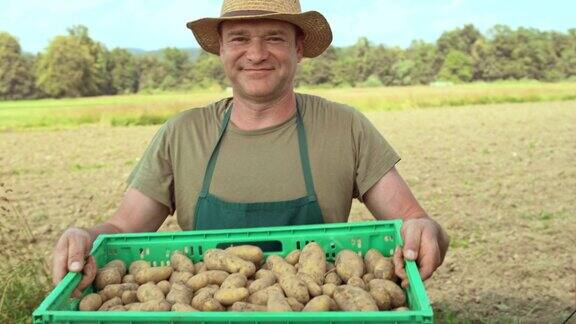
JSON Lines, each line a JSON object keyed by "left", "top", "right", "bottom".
{"left": 298, "top": 92, "right": 364, "bottom": 121}
{"left": 163, "top": 97, "right": 231, "bottom": 132}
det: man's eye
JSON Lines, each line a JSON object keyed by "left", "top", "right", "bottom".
{"left": 267, "top": 37, "right": 285, "bottom": 42}
{"left": 230, "top": 37, "right": 248, "bottom": 43}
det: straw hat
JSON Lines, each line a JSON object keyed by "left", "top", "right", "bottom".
{"left": 186, "top": 0, "right": 332, "bottom": 58}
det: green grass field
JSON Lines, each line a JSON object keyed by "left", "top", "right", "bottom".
{"left": 0, "top": 81, "right": 575, "bottom": 130}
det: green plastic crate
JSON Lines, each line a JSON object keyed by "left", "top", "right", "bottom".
{"left": 33, "top": 220, "right": 433, "bottom": 323}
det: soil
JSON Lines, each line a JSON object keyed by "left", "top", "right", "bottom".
{"left": 1, "top": 100, "right": 574, "bottom": 322}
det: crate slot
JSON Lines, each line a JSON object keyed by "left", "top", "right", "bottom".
{"left": 216, "top": 240, "right": 283, "bottom": 252}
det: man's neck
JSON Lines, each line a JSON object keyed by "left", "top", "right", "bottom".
{"left": 230, "top": 90, "right": 297, "bottom": 131}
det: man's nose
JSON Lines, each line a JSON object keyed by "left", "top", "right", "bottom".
{"left": 246, "top": 38, "right": 269, "bottom": 63}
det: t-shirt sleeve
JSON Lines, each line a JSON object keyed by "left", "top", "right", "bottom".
{"left": 351, "top": 110, "right": 401, "bottom": 202}
{"left": 125, "top": 123, "right": 175, "bottom": 214}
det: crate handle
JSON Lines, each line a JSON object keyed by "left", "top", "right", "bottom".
{"left": 216, "top": 240, "right": 283, "bottom": 252}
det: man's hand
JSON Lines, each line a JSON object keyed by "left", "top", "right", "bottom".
{"left": 51, "top": 188, "right": 170, "bottom": 297}
{"left": 52, "top": 227, "right": 97, "bottom": 298}
{"left": 393, "top": 217, "right": 449, "bottom": 288}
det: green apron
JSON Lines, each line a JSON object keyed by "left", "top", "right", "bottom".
{"left": 193, "top": 99, "right": 324, "bottom": 239}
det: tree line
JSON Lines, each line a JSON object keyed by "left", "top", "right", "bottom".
{"left": 1, "top": 24, "right": 575, "bottom": 100}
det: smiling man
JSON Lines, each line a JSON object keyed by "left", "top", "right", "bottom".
{"left": 52, "top": 0, "right": 449, "bottom": 297}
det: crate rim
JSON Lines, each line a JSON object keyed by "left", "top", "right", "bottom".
{"left": 33, "top": 220, "right": 434, "bottom": 323}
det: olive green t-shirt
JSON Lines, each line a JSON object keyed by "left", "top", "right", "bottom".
{"left": 127, "top": 93, "right": 400, "bottom": 230}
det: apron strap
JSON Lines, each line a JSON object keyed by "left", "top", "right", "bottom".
{"left": 199, "top": 96, "right": 318, "bottom": 201}
{"left": 198, "top": 101, "right": 232, "bottom": 198}
{"left": 295, "top": 98, "right": 318, "bottom": 202}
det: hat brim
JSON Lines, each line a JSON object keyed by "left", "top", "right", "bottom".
{"left": 186, "top": 11, "right": 332, "bottom": 58}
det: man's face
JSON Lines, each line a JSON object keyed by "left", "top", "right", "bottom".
{"left": 219, "top": 19, "right": 304, "bottom": 102}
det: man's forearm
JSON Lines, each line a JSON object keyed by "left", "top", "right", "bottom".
{"left": 84, "top": 222, "right": 123, "bottom": 243}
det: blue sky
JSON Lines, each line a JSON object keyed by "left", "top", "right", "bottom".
{"left": 1, "top": 0, "right": 574, "bottom": 53}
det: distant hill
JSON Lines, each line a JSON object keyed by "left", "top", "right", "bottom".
{"left": 125, "top": 47, "right": 203, "bottom": 60}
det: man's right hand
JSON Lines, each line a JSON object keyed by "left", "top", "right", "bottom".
{"left": 50, "top": 188, "right": 171, "bottom": 297}
{"left": 52, "top": 227, "right": 97, "bottom": 298}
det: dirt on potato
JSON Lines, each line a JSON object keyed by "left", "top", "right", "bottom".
{"left": 0, "top": 100, "right": 575, "bottom": 322}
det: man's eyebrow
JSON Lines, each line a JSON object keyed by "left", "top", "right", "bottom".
{"left": 225, "top": 30, "right": 250, "bottom": 37}
{"left": 264, "top": 29, "right": 290, "bottom": 36}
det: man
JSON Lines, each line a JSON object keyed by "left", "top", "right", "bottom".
{"left": 52, "top": 0, "right": 449, "bottom": 298}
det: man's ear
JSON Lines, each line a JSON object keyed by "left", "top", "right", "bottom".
{"left": 296, "top": 36, "right": 304, "bottom": 63}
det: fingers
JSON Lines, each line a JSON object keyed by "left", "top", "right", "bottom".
{"left": 73, "top": 255, "right": 97, "bottom": 298}
{"left": 417, "top": 227, "right": 442, "bottom": 281}
{"left": 67, "top": 234, "right": 87, "bottom": 272}
{"left": 393, "top": 246, "right": 409, "bottom": 288}
{"left": 52, "top": 237, "right": 69, "bottom": 285}
{"left": 402, "top": 220, "right": 422, "bottom": 261}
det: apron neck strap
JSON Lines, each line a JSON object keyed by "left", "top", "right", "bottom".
{"left": 199, "top": 96, "right": 317, "bottom": 200}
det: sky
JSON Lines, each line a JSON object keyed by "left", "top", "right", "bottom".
{"left": 1, "top": 0, "right": 575, "bottom": 53}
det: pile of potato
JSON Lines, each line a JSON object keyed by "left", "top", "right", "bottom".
{"left": 79, "top": 243, "right": 409, "bottom": 312}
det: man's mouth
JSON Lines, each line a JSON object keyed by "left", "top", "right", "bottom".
{"left": 242, "top": 67, "right": 274, "bottom": 72}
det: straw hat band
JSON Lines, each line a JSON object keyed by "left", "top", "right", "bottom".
{"left": 222, "top": 10, "right": 277, "bottom": 18}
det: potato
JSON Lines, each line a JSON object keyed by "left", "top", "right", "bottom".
{"left": 247, "top": 285, "right": 284, "bottom": 305}
{"left": 364, "top": 249, "right": 395, "bottom": 280}
{"left": 297, "top": 242, "right": 326, "bottom": 285}
{"left": 186, "top": 270, "right": 229, "bottom": 291}
{"left": 99, "top": 283, "right": 138, "bottom": 301}
{"left": 134, "top": 266, "right": 173, "bottom": 284}
{"left": 254, "top": 269, "right": 275, "bottom": 279}
{"left": 105, "top": 260, "right": 127, "bottom": 277}
{"left": 170, "top": 251, "right": 195, "bottom": 273}
{"left": 333, "top": 285, "right": 378, "bottom": 311}
{"left": 129, "top": 260, "right": 151, "bottom": 275}
{"left": 221, "top": 273, "right": 247, "bottom": 289}
{"left": 248, "top": 273, "right": 277, "bottom": 294}
{"left": 284, "top": 249, "right": 301, "bottom": 265}
{"left": 156, "top": 280, "right": 171, "bottom": 295}
{"left": 108, "top": 305, "right": 127, "bottom": 311}
{"left": 302, "top": 295, "right": 338, "bottom": 312}
{"left": 204, "top": 249, "right": 256, "bottom": 277}
{"left": 267, "top": 290, "right": 292, "bottom": 312}
{"left": 169, "top": 271, "right": 193, "bottom": 285}
{"left": 335, "top": 250, "right": 365, "bottom": 282}
{"left": 166, "top": 283, "right": 193, "bottom": 305}
{"left": 122, "top": 274, "right": 136, "bottom": 284}
{"left": 286, "top": 297, "right": 304, "bottom": 311}
{"left": 194, "top": 261, "right": 207, "bottom": 273}
{"left": 370, "top": 279, "right": 406, "bottom": 308}
{"left": 171, "top": 303, "right": 199, "bottom": 312}
{"left": 225, "top": 245, "right": 264, "bottom": 265}
{"left": 362, "top": 273, "right": 376, "bottom": 285}
{"left": 321, "top": 283, "right": 336, "bottom": 298}
{"left": 214, "top": 287, "right": 250, "bottom": 306}
{"left": 278, "top": 273, "right": 310, "bottom": 304}
{"left": 394, "top": 306, "right": 410, "bottom": 311}
{"left": 126, "top": 300, "right": 171, "bottom": 311}
{"left": 137, "top": 282, "right": 165, "bottom": 302}
{"left": 266, "top": 255, "right": 296, "bottom": 277}
{"left": 228, "top": 302, "right": 267, "bottom": 312}
{"left": 296, "top": 273, "right": 322, "bottom": 297}
{"left": 98, "top": 297, "right": 122, "bottom": 311}
{"left": 121, "top": 290, "right": 138, "bottom": 305}
{"left": 324, "top": 271, "right": 342, "bottom": 285}
{"left": 191, "top": 287, "right": 225, "bottom": 311}
{"left": 347, "top": 276, "right": 367, "bottom": 290}
{"left": 95, "top": 267, "right": 121, "bottom": 290}
{"left": 79, "top": 293, "right": 102, "bottom": 311}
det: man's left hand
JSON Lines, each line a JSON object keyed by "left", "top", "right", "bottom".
{"left": 392, "top": 217, "right": 449, "bottom": 288}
